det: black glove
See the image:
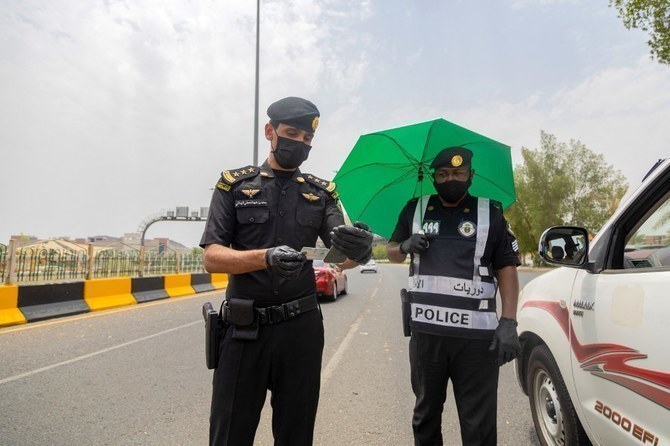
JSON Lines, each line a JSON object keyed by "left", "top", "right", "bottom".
{"left": 399, "top": 233, "right": 429, "bottom": 255}
{"left": 265, "top": 246, "right": 306, "bottom": 279}
{"left": 489, "top": 317, "right": 521, "bottom": 366}
{"left": 330, "top": 221, "right": 373, "bottom": 264}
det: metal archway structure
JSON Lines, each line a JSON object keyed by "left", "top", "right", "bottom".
{"left": 138, "top": 207, "right": 209, "bottom": 247}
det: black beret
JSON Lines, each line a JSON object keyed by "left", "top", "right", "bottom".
{"left": 430, "top": 146, "right": 473, "bottom": 169}
{"left": 267, "top": 96, "right": 320, "bottom": 133}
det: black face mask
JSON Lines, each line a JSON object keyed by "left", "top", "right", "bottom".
{"left": 434, "top": 178, "right": 471, "bottom": 203}
{"left": 272, "top": 135, "right": 311, "bottom": 169}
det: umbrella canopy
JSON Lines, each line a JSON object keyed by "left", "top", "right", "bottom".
{"left": 334, "top": 118, "right": 515, "bottom": 238}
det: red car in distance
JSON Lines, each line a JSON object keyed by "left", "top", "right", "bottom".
{"left": 313, "top": 260, "right": 348, "bottom": 301}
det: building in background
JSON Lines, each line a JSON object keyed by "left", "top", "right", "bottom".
{"left": 8, "top": 233, "right": 193, "bottom": 255}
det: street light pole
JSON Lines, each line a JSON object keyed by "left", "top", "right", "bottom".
{"left": 253, "top": 0, "right": 260, "bottom": 165}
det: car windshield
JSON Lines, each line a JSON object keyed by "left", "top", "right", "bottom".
{"left": 313, "top": 260, "right": 325, "bottom": 268}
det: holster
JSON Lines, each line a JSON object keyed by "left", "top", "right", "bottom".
{"left": 223, "top": 297, "right": 259, "bottom": 341}
{"left": 202, "top": 302, "right": 222, "bottom": 370}
{"left": 400, "top": 288, "right": 411, "bottom": 337}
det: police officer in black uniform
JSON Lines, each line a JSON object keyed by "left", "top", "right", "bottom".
{"left": 387, "top": 146, "right": 521, "bottom": 446}
{"left": 200, "top": 96, "right": 373, "bottom": 446}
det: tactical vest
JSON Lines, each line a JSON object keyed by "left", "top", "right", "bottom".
{"left": 408, "top": 195, "right": 498, "bottom": 339}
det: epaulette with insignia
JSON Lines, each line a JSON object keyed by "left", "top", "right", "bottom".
{"left": 216, "top": 165, "right": 260, "bottom": 191}
{"left": 303, "top": 173, "right": 338, "bottom": 199}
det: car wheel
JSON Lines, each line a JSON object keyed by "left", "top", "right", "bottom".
{"left": 527, "top": 345, "right": 589, "bottom": 446}
{"left": 330, "top": 283, "right": 338, "bottom": 302}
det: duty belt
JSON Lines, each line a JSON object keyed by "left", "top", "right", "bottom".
{"left": 256, "top": 294, "right": 318, "bottom": 325}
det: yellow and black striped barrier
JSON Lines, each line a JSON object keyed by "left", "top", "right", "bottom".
{"left": 20, "top": 282, "right": 89, "bottom": 321}
{"left": 84, "top": 277, "right": 136, "bottom": 311}
{"left": 0, "top": 273, "right": 228, "bottom": 328}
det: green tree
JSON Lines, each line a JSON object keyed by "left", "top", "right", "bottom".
{"left": 610, "top": 0, "right": 670, "bottom": 65}
{"left": 372, "top": 242, "right": 388, "bottom": 260}
{"left": 506, "top": 131, "right": 628, "bottom": 265}
{"left": 628, "top": 232, "right": 647, "bottom": 245}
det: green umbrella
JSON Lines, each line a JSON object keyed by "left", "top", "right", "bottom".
{"left": 333, "top": 118, "right": 515, "bottom": 238}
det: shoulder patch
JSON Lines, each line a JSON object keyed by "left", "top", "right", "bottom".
{"left": 303, "top": 173, "right": 338, "bottom": 198}
{"left": 506, "top": 221, "right": 516, "bottom": 237}
{"left": 220, "top": 166, "right": 260, "bottom": 186}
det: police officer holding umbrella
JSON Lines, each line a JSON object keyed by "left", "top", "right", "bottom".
{"left": 200, "top": 96, "right": 373, "bottom": 446}
{"left": 387, "top": 146, "right": 521, "bottom": 446}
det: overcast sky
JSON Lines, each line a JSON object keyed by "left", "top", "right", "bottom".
{"left": 1, "top": 0, "right": 668, "bottom": 248}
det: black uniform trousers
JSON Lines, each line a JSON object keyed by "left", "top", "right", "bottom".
{"left": 209, "top": 309, "right": 324, "bottom": 446}
{"left": 410, "top": 332, "right": 499, "bottom": 446}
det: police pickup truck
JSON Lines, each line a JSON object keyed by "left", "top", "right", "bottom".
{"left": 515, "top": 159, "right": 669, "bottom": 446}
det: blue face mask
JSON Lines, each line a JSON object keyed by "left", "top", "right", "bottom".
{"left": 272, "top": 135, "right": 312, "bottom": 169}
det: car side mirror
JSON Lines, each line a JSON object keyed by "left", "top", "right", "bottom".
{"left": 539, "top": 226, "right": 589, "bottom": 267}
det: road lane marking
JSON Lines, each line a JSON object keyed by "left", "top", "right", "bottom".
{"left": 321, "top": 286, "right": 379, "bottom": 387}
{"left": 0, "top": 320, "right": 200, "bottom": 385}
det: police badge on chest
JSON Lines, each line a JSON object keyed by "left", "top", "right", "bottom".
{"left": 458, "top": 220, "right": 477, "bottom": 237}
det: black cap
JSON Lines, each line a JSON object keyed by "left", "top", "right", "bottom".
{"left": 430, "top": 146, "right": 473, "bottom": 169}
{"left": 267, "top": 96, "right": 320, "bottom": 133}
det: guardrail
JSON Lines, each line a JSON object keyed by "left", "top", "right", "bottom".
{"left": 0, "top": 272, "right": 228, "bottom": 328}
{"left": 1, "top": 241, "right": 204, "bottom": 285}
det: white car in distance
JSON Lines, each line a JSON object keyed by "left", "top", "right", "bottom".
{"left": 360, "top": 259, "right": 378, "bottom": 273}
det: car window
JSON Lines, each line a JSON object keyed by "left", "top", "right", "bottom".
{"left": 623, "top": 194, "right": 670, "bottom": 269}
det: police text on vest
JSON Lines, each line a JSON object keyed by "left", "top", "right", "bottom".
{"left": 411, "top": 303, "right": 471, "bottom": 327}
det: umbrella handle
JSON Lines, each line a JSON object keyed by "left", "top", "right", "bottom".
{"left": 408, "top": 230, "right": 428, "bottom": 277}
{"left": 417, "top": 230, "right": 429, "bottom": 249}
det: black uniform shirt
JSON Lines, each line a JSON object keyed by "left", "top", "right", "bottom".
{"left": 390, "top": 194, "right": 520, "bottom": 274}
{"left": 200, "top": 161, "right": 345, "bottom": 305}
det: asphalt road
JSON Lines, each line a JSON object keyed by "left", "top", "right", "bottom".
{"left": 0, "top": 265, "right": 543, "bottom": 445}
